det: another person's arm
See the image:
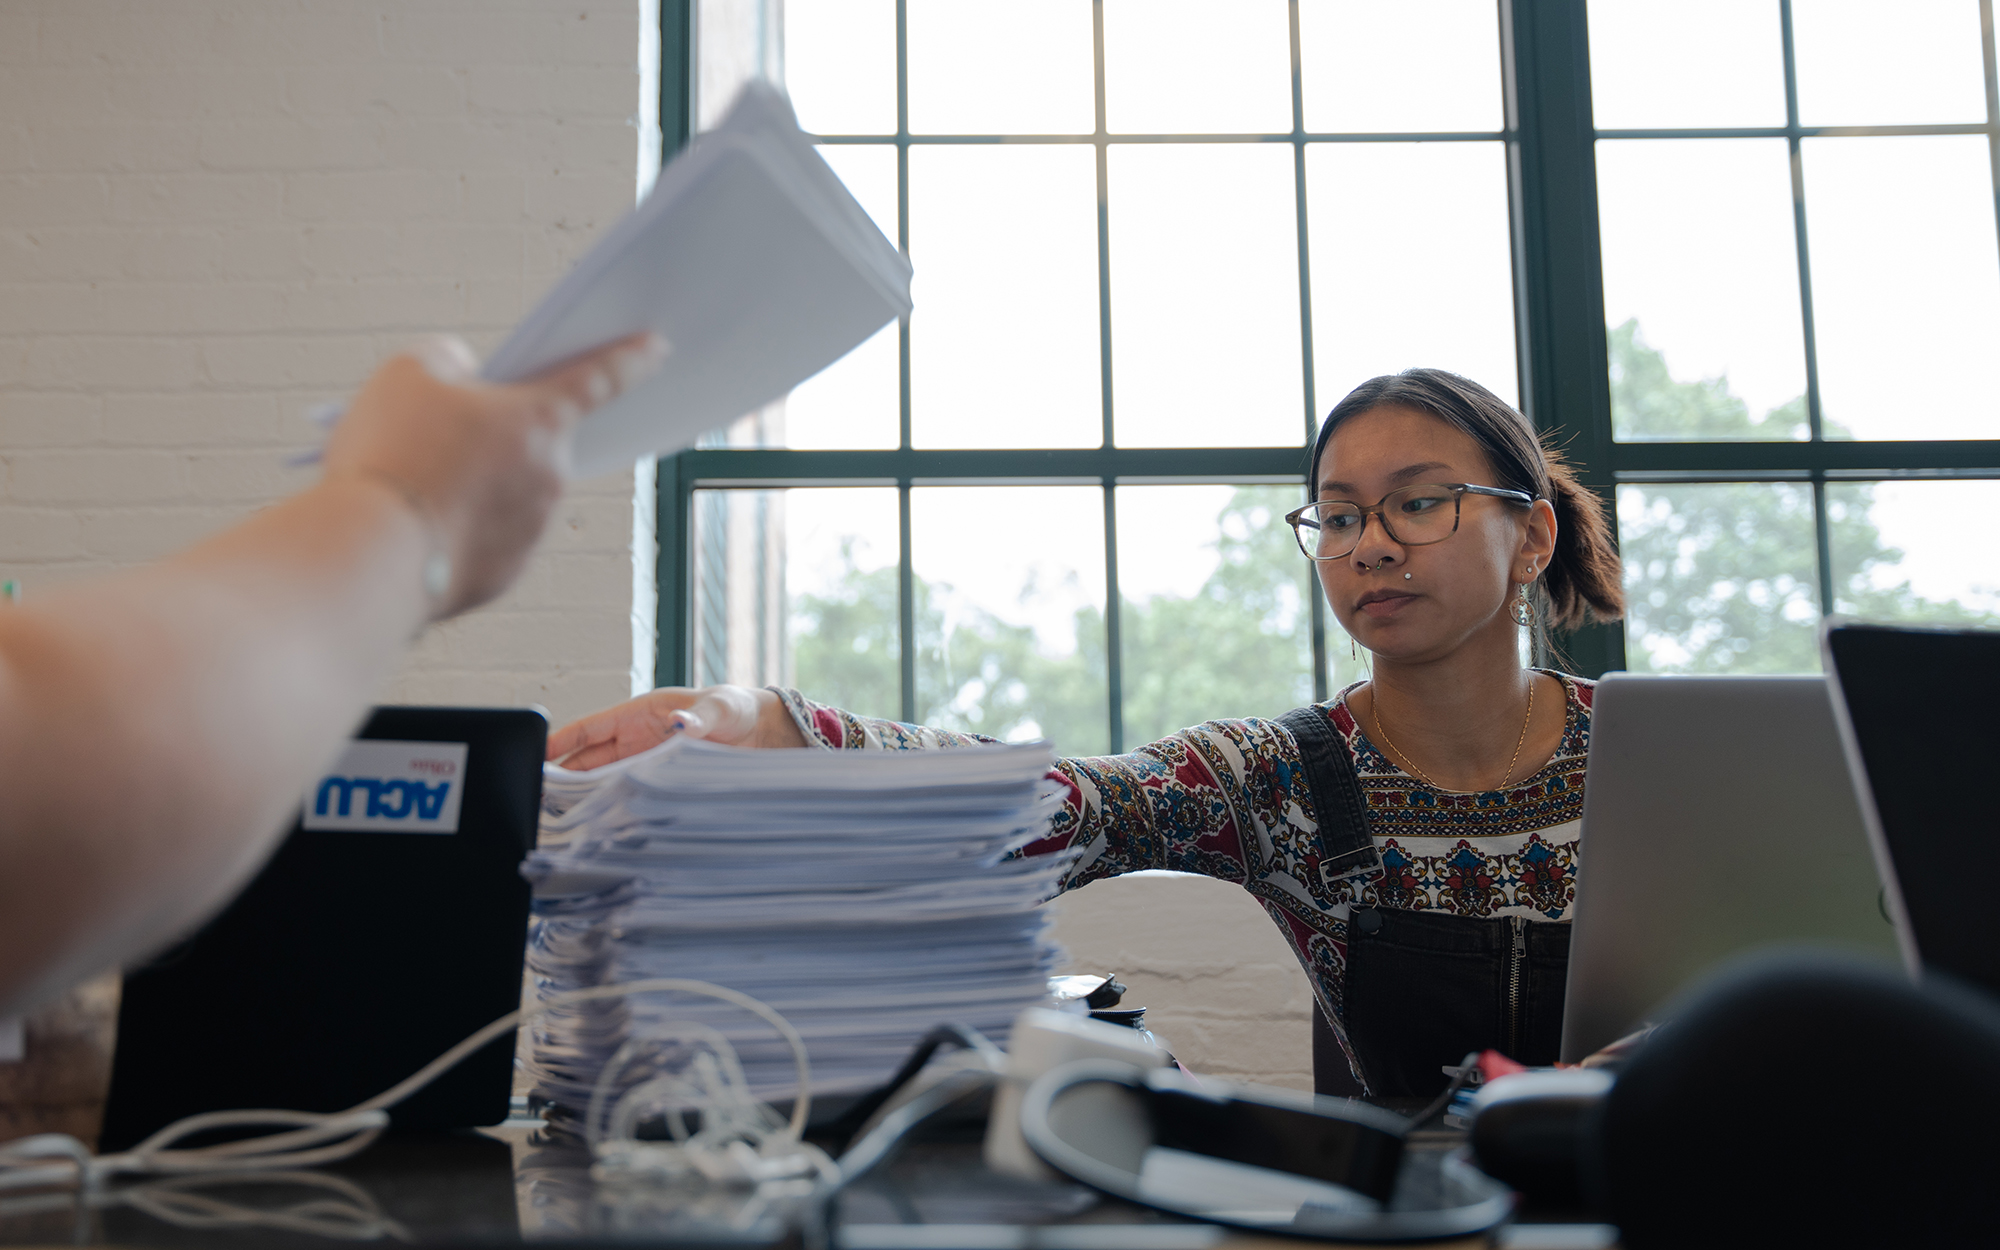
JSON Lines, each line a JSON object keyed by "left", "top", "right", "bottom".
{"left": 0, "top": 333, "right": 665, "bottom": 1013}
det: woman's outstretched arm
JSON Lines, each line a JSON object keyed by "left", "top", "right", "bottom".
{"left": 0, "top": 333, "right": 665, "bottom": 1014}
{"left": 549, "top": 683, "right": 1318, "bottom": 892}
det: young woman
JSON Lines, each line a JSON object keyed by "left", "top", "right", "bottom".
{"left": 550, "top": 368, "right": 1625, "bottom": 1096}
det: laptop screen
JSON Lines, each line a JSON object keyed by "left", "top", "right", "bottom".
{"left": 101, "top": 706, "right": 545, "bottom": 1152}
{"left": 1826, "top": 624, "right": 2000, "bottom": 996}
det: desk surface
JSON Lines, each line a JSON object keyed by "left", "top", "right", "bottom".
{"left": 0, "top": 1117, "right": 1606, "bottom": 1249}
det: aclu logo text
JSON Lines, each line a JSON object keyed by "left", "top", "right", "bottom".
{"left": 302, "top": 739, "right": 469, "bottom": 834}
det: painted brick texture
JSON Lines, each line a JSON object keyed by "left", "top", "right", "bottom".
{"left": 0, "top": 0, "right": 644, "bottom": 730}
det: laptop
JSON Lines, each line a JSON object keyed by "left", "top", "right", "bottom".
{"left": 1824, "top": 622, "right": 2000, "bottom": 995}
{"left": 1559, "top": 674, "right": 1900, "bottom": 1063}
{"left": 100, "top": 707, "right": 546, "bottom": 1152}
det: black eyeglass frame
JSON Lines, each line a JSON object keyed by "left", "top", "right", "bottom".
{"left": 1284, "top": 483, "right": 1538, "bottom": 563}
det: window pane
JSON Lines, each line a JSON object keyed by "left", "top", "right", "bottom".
{"left": 910, "top": 486, "right": 1109, "bottom": 756}
{"left": 820, "top": 144, "right": 900, "bottom": 243}
{"left": 786, "top": 0, "right": 897, "bottom": 135}
{"left": 1104, "top": 0, "right": 1291, "bottom": 134}
{"left": 1586, "top": 0, "right": 1786, "bottom": 129}
{"left": 784, "top": 146, "right": 902, "bottom": 450}
{"left": 1828, "top": 481, "right": 2000, "bottom": 624}
{"left": 1597, "top": 139, "right": 1807, "bottom": 440}
{"left": 1305, "top": 142, "right": 1517, "bottom": 410}
{"left": 1793, "top": 0, "right": 1988, "bottom": 126}
{"left": 1118, "top": 484, "right": 1344, "bottom": 747}
{"left": 908, "top": 147, "right": 1101, "bottom": 449}
{"left": 691, "top": 487, "right": 903, "bottom": 720}
{"left": 786, "top": 325, "right": 899, "bottom": 450}
{"left": 1299, "top": 0, "right": 1503, "bottom": 133}
{"left": 907, "top": 0, "right": 1094, "bottom": 134}
{"left": 1109, "top": 144, "right": 1304, "bottom": 448}
{"left": 1803, "top": 136, "right": 2000, "bottom": 440}
{"left": 1617, "top": 482, "right": 1822, "bottom": 674}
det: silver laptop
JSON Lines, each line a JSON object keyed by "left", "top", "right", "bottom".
{"left": 1559, "top": 674, "right": 1901, "bottom": 1062}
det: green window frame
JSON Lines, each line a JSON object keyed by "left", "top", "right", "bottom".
{"left": 649, "top": 0, "right": 2000, "bottom": 720}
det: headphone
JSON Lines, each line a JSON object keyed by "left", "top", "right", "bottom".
{"left": 1017, "top": 1060, "right": 1513, "bottom": 1241}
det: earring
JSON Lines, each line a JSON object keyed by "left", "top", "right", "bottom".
{"left": 1349, "top": 633, "right": 1359, "bottom": 661}
{"left": 1511, "top": 581, "right": 1536, "bottom": 628}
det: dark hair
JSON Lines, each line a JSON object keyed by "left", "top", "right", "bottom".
{"left": 1310, "top": 368, "right": 1624, "bottom": 632}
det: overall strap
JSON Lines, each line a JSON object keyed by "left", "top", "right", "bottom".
{"left": 1277, "top": 705, "right": 1381, "bottom": 888}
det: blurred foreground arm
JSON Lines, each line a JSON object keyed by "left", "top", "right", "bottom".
{"left": 0, "top": 333, "right": 665, "bottom": 1013}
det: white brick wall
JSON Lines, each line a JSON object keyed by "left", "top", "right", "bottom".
{"left": 0, "top": 0, "right": 645, "bottom": 730}
{"left": 1045, "top": 872, "right": 1316, "bottom": 1092}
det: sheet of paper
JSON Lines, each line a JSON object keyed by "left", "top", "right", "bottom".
{"left": 482, "top": 82, "right": 911, "bottom": 478}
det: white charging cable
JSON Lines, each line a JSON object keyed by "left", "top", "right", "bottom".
{"left": 0, "top": 977, "right": 820, "bottom": 1198}
{"left": 585, "top": 1023, "right": 838, "bottom": 1189}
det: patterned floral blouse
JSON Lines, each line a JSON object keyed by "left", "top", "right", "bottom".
{"left": 772, "top": 671, "right": 1594, "bottom": 1091}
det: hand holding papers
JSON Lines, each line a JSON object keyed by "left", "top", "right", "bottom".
{"left": 487, "top": 82, "right": 910, "bottom": 477}
{"left": 522, "top": 738, "right": 1074, "bottom": 1116}
{"left": 302, "top": 83, "right": 910, "bottom": 478}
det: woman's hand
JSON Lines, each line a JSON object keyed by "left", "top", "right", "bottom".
{"left": 547, "top": 684, "right": 808, "bottom": 768}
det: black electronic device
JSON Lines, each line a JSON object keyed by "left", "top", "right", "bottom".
{"left": 1824, "top": 622, "right": 2000, "bottom": 996}
{"left": 100, "top": 707, "right": 546, "bottom": 1152}
{"left": 1017, "top": 1060, "right": 1514, "bottom": 1241}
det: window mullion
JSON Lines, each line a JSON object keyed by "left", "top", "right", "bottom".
{"left": 1287, "top": 0, "right": 1329, "bottom": 702}
{"left": 1498, "top": 0, "right": 1625, "bottom": 678}
{"left": 898, "top": 482, "right": 917, "bottom": 722}
{"left": 651, "top": 0, "right": 696, "bottom": 690}
{"left": 1780, "top": 0, "right": 1827, "bottom": 446}
{"left": 895, "top": 0, "right": 917, "bottom": 723}
{"left": 1102, "top": 482, "right": 1124, "bottom": 752}
{"left": 1092, "top": 0, "right": 1126, "bottom": 751}
{"left": 1780, "top": 0, "right": 1836, "bottom": 616}
{"left": 1982, "top": 0, "right": 2000, "bottom": 270}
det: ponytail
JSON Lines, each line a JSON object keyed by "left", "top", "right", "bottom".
{"left": 1312, "top": 369, "right": 1625, "bottom": 634}
{"left": 1535, "top": 439, "right": 1625, "bottom": 631}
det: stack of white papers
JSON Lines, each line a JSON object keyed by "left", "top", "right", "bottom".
{"left": 520, "top": 737, "right": 1072, "bottom": 1111}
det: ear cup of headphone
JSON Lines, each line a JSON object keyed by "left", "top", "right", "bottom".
{"left": 1588, "top": 951, "right": 2000, "bottom": 1248}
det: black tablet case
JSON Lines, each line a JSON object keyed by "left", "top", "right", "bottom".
{"left": 1827, "top": 623, "right": 2000, "bottom": 998}
{"left": 100, "top": 706, "right": 545, "bottom": 1152}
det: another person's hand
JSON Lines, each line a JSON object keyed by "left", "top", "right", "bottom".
{"left": 322, "top": 332, "right": 668, "bottom": 620}
{"left": 548, "top": 684, "right": 808, "bottom": 768}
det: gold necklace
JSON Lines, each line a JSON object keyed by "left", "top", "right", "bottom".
{"left": 1370, "top": 675, "right": 1537, "bottom": 793}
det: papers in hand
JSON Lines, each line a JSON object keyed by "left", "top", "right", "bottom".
{"left": 488, "top": 82, "right": 911, "bottom": 477}
{"left": 522, "top": 736, "right": 1075, "bottom": 1108}
{"left": 302, "top": 83, "right": 910, "bottom": 478}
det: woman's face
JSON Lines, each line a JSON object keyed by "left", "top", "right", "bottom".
{"left": 1314, "top": 404, "right": 1556, "bottom": 664}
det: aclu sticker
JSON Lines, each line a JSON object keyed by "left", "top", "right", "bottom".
{"left": 303, "top": 740, "right": 469, "bottom": 834}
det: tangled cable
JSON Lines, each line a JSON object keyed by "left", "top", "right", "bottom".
{"left": 0, "top": 978, "right": 819, "bottom": 1201}
{"left": 585, "top": 1022, "right": 837, "bottom": 1189}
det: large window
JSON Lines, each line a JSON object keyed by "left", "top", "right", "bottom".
{"left": 655, "top": 0, "right": 2000, "bottom": 744}
{"left": 661, "top": 0, "right": 1521, "bottom": 754}
{"left": 1589, "top": 0, "right": 2000, "bottom": 673}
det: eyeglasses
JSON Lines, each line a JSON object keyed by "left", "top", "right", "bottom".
{"left": 1284, "top": 483, "right": 1537, "bottom": 562}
